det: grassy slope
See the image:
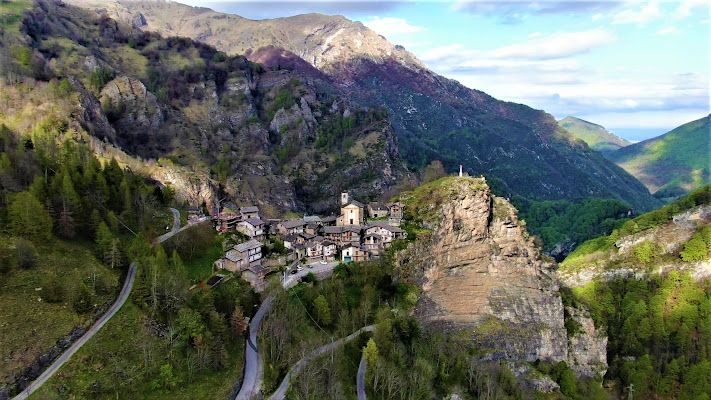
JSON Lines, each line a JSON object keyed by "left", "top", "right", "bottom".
{"left": 608, "top": 115, "right": 710, "bottom": 198}
{"left": 29, "top": 301, "right": 245, "bottom": 400}
{"left": 558, "top": 116, "right": 630, "bottom": 155}
{"left": 0, "top": 237, "right": 120, "bottom": 386}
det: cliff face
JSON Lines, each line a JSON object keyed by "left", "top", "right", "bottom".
{"left": 397, "top": 177, "right": 606, "bottom": 378}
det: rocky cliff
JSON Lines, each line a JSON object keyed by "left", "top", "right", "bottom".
{"left": 396, "top": 177, "right": 606, "bottom": 379}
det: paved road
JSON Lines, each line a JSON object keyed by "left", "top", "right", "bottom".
{"left": 282, "top": 261, "right": 339, "bottom": 289}
{"left": 357, "top": 354, "right": 367, "bottom": 400}
{"left": 236, "top": 297, "right": 274, "bottom": 400}
{"left": 269, "top": 325, "right": 375, "bottom": 400}
{"left": 13, "top": 263, "right": 137, "bottom": 400}
{"left": 13, "top": 208, "right": 188, "bottom": 400}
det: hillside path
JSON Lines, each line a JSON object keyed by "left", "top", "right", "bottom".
{"left": 235, "top": 297, "right": 274, "bottom": 400}
{"left": 269, "top": 325, "right": 374, "bottom": 400}
{"left": 14, "top": 208, "right": 188, "bottom": 400}
{"left": 357, "top": 354, "right": 367, "bottom": 400}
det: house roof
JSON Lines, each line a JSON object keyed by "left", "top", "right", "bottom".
{"left": 240, "top": 206, "right": 259, "bottom": 213}
{"left": 323, "top": 226, "right": 343, "bottom": 234}
{"left": 303, "top": 215, "right": 321, "bottom": 223}
{"left": 234, "top": 239, "right": 262, "bottom": 253}
{"left": 283, "top": 234, "right": 299, "bottom": 243}
{"left": 368, "top": 221, "right": 403, "bottom": 232}
{"left": 244, "top": 218, "right": 264, "bottom": 226}
{"left": 322, "top": 240, "right": 336, "bottom": 246}
{"left": 312, "top": 235, "right": 324, "bottom": 242}
{"left": 343, "top": 226, "right": 363, "bottom": 233}
{"left": 368, "top": 202, "right": 388, "bottom": 211}
{"left": 245, "top": 264, "right": 266, "bottom": 274}
{"left": 225, "top": 252, "right": 241, "bottom": 262}
{"left": 215, "top": 212, "right": 239, "bottom": 220}
{"left": 281, "top": 219, "right": 307, "bottom": 229}
{"left": 306, "top": 223, "right": 319, "bottom": 230}
{"left": 343, "top": 199, "right": 364, "bottom": 208}
{"left": 365, "top": 233, "right": 382, "bottom": 239}
{"left": 301, "top": 233, "right": 316, "bottom": 240}
{"left": 320, "top": 216, "right": 338, "bottom": 223}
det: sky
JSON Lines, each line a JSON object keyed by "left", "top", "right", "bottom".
{"left": 182, "top": 0, "right": 709, "bottom": 142}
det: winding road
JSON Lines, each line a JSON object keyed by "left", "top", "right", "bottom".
{"left": 357, "top": 354, "right": 367, "bottom": 400}
{"left": 269, "top": 325, "right": 375, "bottom": 400}
{"left": 13, "top": 208, "right": 186, "bottom": 400}
{"left": 235, "top": 297, "right": 274, "bottom": 400}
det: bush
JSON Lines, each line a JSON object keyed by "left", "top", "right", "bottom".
{"left": 0, "top": 245, "right": 13, "bottom": 273}
{"left": 15, "top": 238, "right": 38, "bottom": 269}
{"left": 680, "top": 237, "right": 708, "bottom": 262}
{"left": 41, "top": 271, "right": 65, "bottom": 303}
{"left": 73, "top": 284, "right": 94, "bottom": 314}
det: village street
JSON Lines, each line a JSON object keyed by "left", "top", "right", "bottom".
{"left": 281, "top": 260, "right": 340, "bottom": 289}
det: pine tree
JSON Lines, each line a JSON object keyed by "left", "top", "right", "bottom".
{"left": 73, "top": 284, "right": 93, "bottom": 314}
{"left": 90, "top": 209, "right": 103, "bottom": 238}
{"left": 58, "top": 200, "right": 75, "bottom": 238}
{"left": 8, "top": 191, "right": 53, "bottom": 241}
{"left": 95, "top": 221, "right": 114, "bottom": 257}
{"left": 104, "top": 238, "right": 122, "bottom": 269}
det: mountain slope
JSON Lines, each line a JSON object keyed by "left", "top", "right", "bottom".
{"left": 608, "top": 115, "right": 710, "bottom": 200}
{"left": 558, "top": 116, "right": 630, "bottom": 156}
{"left": 8, "top": 0, "right": 412, "bottom": 216}
{"left": 69, "top": 0, "right": 662, "bottom": 212}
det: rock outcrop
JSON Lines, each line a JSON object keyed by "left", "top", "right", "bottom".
{"left": 397, "top": 177, "right": 607, "bottom": 381}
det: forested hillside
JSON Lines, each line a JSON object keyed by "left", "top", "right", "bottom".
{"left": 560, "top": 186, "right": 711, "bottom": 399}
{"left": 608, "top": 115, "right": 710, "bottom": 202}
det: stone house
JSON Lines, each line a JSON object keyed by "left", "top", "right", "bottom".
{"left": 363, "top": 233, "right": 381, "bottom": 252}
{"left": 367, "top": 202, "right": 389, "bottom": 219}
{"left": 214, "top": 212, "right": 239, "bottom": 232}
{"left": 223, "top": 239, "right": 262, "bottom": 272}
{"left": 277, "top": 219, "right": 307, "bottom": 236}
{"left": 305, "top": 240, "right": 323, "bottom": 259}
{"left": 240, "top": 206, "right": 260, "bottom": 220}
{"left": 322, "top": 240, "right": 337, "bottom": 261}
{"left": 241, "top": 264, "right": 266, "bottom": 291}
{"left": 388, "top": 202, "right": 404, "bottom": 220}
{"left": 365, "top": 223, "right": 406, "bottom": 247}
{"left": 237, "top": 218, "right": 265, "bottom": 241}
{"left": 341, "top": 245, "right": 369, "bottom": 262}
{"left": 320, "top": 216, "right": 338, "bottom": 226}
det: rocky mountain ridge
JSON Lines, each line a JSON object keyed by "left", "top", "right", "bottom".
{"left": 68, "top": 0, "right": 662, "bottom": 213}
{"left": 394, "top": 177, "right": 607, "bottom": 385}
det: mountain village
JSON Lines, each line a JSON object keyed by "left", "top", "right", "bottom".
{"left": 208, "top": 193, "right": 407, "bottom": 290}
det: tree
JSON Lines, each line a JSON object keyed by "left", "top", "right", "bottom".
{"left": 423, "top": 160, "right": 446, "bottom": 183}
{"left": 313, "top": 294, "right": 332, "bottom": 326}
{"left": 73, "top": 284, "right": 93, "bottom": 314}
{"left": 15, "top": 238, "right": 38, "bottom": 269}
{"left": 363, "top": 338, "right": 379, "bottom": 367}
{"left": 681, "top": 237, "right": 707, "bottom": 262}
{"left": 8, "top": 191, "right": 53, "bottom": 240}
{"left": 230, "top": 305, "right": 247, "bottom": 337}
{"left": 57, "top": 201, "right": 75, "bottom": 238}
{"left": 41, "top": 271, "right": 65, "bottom": 303}
{"left": 155, "top": 363, "right": 179, "bottom": 390}
{"left": 95, "top": 222, "right": 114, "bottom": 257}
{"left": 104, "top": 238, "right": 122, "bottom": 269}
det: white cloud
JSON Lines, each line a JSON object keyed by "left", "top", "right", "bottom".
{"left": 490, "top": 29, "right": 615, "bottom": 59}
{"left": 363, "top": 17, "right": 425, "bottom": 37}
{"left": 657, "top": 26, "right": 681, "bottom": 35}
{"left": 675, "top": 0, "right": 710, "bottom": 19}
{"left": 612, "top": 1, "right": 661, "bottom": 24}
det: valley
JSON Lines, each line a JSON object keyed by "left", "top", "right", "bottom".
{"left": 0, "top": 0, "right": 709, "bottom": 399}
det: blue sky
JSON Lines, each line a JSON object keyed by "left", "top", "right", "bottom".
{"left": 185, "top": 1, "right": 709, "bottom": 141}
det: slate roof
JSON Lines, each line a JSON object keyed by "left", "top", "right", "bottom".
{"left": 323, "top": 226, "right": 343, "bottom": 234}
{"left": 303, "top": 215, "right": 321, "bottom": 223}
{"left": 240, "top": 206, "right": 260, "bottom": 213}
{"left": 344, "top": 199, "right": 364, "bottom": 208}
{"left": 244, "top": 218, "right": 264, "bottom": 226}
{"left": 320, "top": 216, "right": 338, "bottom": 223}
{"left": 234, "top": 239, "right": 261, "bottom": 253}
{"left": 368, "top": 202, "right": 388, "bottom": 211}
{"left": 281, "top": 219, "right": 307, "bottom": 229}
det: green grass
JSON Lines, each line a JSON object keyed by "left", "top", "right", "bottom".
{"left": 29, "top": 301, "right": 245, "bottom": 400}
{"left": 0, "top": 0, "right": 31, "bottom": 32}
{"left": 183, "top": 235, "right": 224, "bottom": 282}
{"left": 0, "top": 236, "right": 120, "bottom": 387}
{"left": 400, "top": 176, "right": 487, "bottom": 224}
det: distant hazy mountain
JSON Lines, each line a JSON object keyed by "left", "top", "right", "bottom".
{"left": 67, "top": 0, "right": 661, "bottom": 212}
{"left": 608, "top": 115, "right": 710, "bottom": 201}
{"left": 558, "top": 116, "right": 631, "bottom": 156}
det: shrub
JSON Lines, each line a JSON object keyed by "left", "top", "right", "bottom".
{"left": 680, "top": 237, "right": 708, "bottom": 262}
{"left": 41, "top": 271, "right": 65, "bottom": 303}
{"left": 73, "top": 284, "right": 94, "bottom": 314}
{"left": 15, "top": 238, "right": 38, "bottom": 269}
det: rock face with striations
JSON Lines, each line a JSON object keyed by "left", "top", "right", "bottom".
{"left": 397, "top": 177, "right": 606, "bottom": 378}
